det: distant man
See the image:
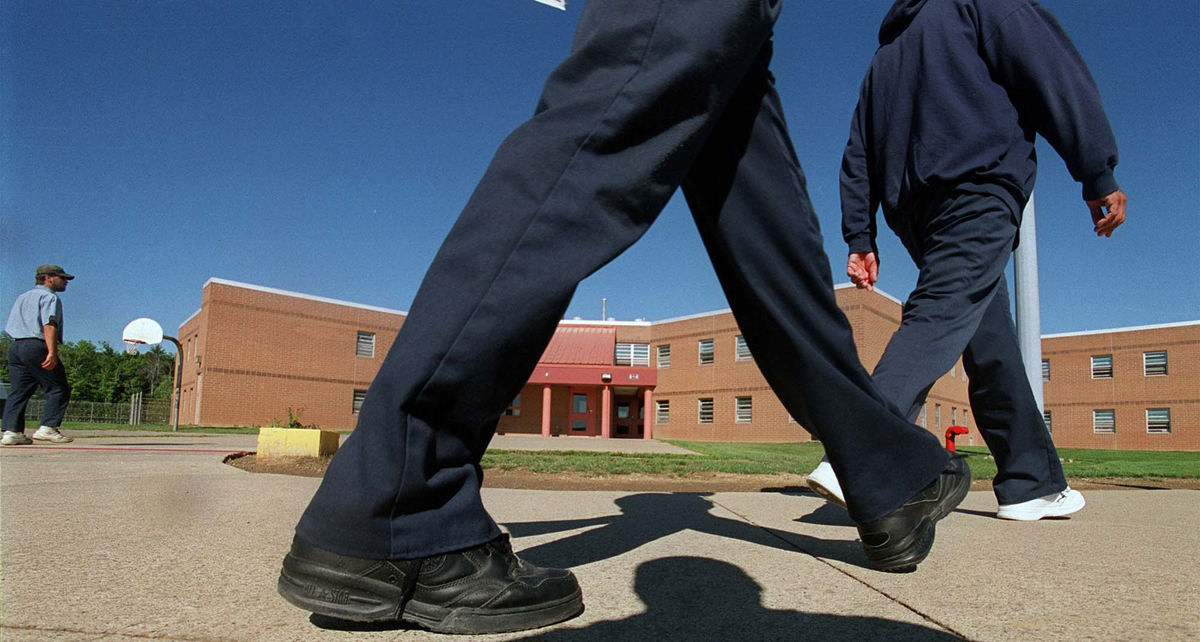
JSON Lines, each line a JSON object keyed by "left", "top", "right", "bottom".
{"left": 3, "top": 264, "right": 76, "bottom": 445}
{"left": 276, "top": 1, "right": 971, "bottom": 636}
{"left": 806, "top": 0, "right": 1125, "bottom": 521}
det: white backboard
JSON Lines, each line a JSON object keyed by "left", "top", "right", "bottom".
{"left": 122, "top": 317, "right": 164, "bottom": 346}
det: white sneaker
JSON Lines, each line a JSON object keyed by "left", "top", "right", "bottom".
{"left": 997, "top": 487, "right": 1085, "bottom": 521}
{"left": 32, "top": 425, "right": 73, "bottom": 444}
{"left": 1, "top": 431, "right": 34, "bottom": 446}
{"left": 806, "top": 458, "right": 847, "bottom": 509}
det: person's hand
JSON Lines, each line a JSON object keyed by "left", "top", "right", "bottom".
{"left": 42, "top": 352, "right": 59, "bottom": 370}
{"left": 1087, "top": 189, "right": 1127, "bottom": 237}
{"left": 847, "top": 251, "right": 879, "bottom": 291}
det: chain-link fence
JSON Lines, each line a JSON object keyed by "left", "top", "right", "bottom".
{"left": 15, "top": 397, "right": 172, "bottom": 425}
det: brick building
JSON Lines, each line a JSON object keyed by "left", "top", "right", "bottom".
{"left": 176, "top": 278, "right": 1196, "bottom": 450}
{"left": 1040, "top": 321, "right": 1199, "bottom": 450}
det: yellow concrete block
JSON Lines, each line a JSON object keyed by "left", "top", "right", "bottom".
{"left": 257, "top": 427, "right": 340, "bottom": 458}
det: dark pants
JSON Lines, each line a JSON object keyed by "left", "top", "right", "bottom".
{"left": 875, "top": 190, "right": 1067, "bottom": 505}
{"left": 296, "top": 0, "right": 947, "bottom": 560}
{"left": 3, "top": 338, "right": 71, "bottom": 431}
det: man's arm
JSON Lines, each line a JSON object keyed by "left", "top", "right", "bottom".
{"left": 840, "top": 87, "right": 880, "bottom": 256}
{"left": 42, "top": 324, "right": 59, "bottom": 370}
{"left": 979, "top": 2, "right": 1125, "bottom": 231}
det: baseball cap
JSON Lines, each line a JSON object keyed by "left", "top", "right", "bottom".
{"left": 36, "top": 264, "right": 75, "bottom": 280}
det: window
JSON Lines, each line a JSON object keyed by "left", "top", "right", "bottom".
{"left": 734, "top": 336, "right": 752, "bottom": 361}
{"left": 356, "top": 331, "right": 376, "bottom": 357}
{"left": 572, "top": 393, "right": 588, "bottom": 413}
{"left": 504, "top": 394, "right": 521, "bottom": 416}
{"left": 352, "top": 389, "right": 367, "bottom": 414}
{"left": 698, "top": 339, "right": 714, "bottom": 365}
{"left": 951, "top": 407, "right": 958, "bottom": 426}
{"left": 935, "top": 404, "right": 942, "bottom": 431}
{"left": 1093, "top": 409, "right": 1115, "bottom": 433}
{"left": 617, "top": 402, "right": 630, "bottom": 419}
{"left": 657, "top": 344, "right": 671, "bottom": 368}
{"left": 962, "top": 410, "right": 970, "bottom": 428}
{"left": 698, "top": 398, "right": 714, "bottom": 424}
{"left": 1043, "top": 411, "right": 1052, "bottom": 433}
{"left": 615, "top": 343, "right": 650, "bottom": 366}
{"left": 1146, "top": 408, "right": 1171, "bottom": 434}
{"left": 735, "top": 396, "right": 752, "bottom": 423}
{"left": 1143, "top": 351, "right": 1168, "bottom": 377}
{"left": 1091, "top": 354, "right": 1113, "bottom": 379}
{"left": 655, "top": 400, "right": 670, "bottom": 424}
{"left": 918, "top": 404, "right": 927, "bottom": 429}
{"left": 1041, "top": 359, "right": 1050, "bottom": 381}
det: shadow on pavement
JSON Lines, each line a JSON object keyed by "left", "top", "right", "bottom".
{"left": 794, "top": 502, "right": 857, "bottom": 527}
{"left": 504, "top": 492, "right": 865, "bottom": 569}
{"left": 515, "top": 556, "right": 960, "bottom": 640}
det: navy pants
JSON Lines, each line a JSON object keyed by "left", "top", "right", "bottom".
{"left": 875, "top": 190, "right": 1067, "bottom": 505}
{"left": 3, "top": 338, "right": 71, "bottom": 431}
{"left": 297, "top": 0, "right": 947, "bottom": 560}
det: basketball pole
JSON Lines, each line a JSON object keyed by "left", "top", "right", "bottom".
{"left": 1013, "top": 193, "right": 1044, "bottom": 416}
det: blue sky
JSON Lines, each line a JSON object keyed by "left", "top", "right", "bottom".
{"left": 3, "top": 1, "right": 1197, "bottom": 348}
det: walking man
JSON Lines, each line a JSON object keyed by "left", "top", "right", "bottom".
{"left": 806, "top": 0, "right": 1125, "bottom": 521}
{"left": 277, "top": 1, "right": 969, "bottom": 635}
{"left": 3, "top": 264, "right": 75, "bottom": 445}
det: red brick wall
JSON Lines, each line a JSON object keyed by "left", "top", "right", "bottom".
{"left": 183, "top": 280, "right": 403, "bottom": 430}
{"left": 1043, "top": 323, "right": 1199, "bottom": 450}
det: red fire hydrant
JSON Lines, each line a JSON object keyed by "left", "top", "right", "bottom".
{"left": 944, "top": 425, "right": 969, "bottom": 452}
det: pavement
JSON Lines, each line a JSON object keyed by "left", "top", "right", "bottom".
{"left": 1, "top": 431, "right": 1197, "bottom": 641}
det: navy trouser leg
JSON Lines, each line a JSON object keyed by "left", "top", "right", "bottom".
{"left": 297, "top": 0, "right": 785, "bottom": 560}
{"left": 3, "top": 340, "right": 70, "bottom": 431}
{"left": 962, "top": 279, "right": 1066, "bottom": 504}
{"left": 872, "top": 192, "right": 1065, "bottom": 504}
{"left": 679, "top": 47, "right": 945, "bottom": 522}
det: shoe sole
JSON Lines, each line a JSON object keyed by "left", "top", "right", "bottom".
{"left": 278, "top": 553, "right": 584, "bottom": 635}
{"left": 864, "top": 459, "right": 972, "bottom": 573}
{"left": 806, "top": 478, "right": 848, "bottom": 510}
{"left": 996, "top": 497, "right": 1085, "bottom": 521}
{"left": 31, "top": 435, "right": 72, "bottom": 443}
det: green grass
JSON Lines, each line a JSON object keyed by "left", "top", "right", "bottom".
{"left": 482, "top": 441, "right": 824, "bottom": 477}
{"left": 52, "top": 421, "right": 262, "bottom": 435}
{"left": 481, "top": 441, "right": 1200, "bottom": 480}
{"left": 956, "top": 446, "right": 1200, "bottom": 480}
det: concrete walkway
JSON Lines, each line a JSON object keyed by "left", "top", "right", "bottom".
{"left": 1, "top": 432, "right": 1196, "bottom": 641}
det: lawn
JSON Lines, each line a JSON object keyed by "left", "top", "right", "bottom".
{"left": 482, "top": 441, "right": 1199, "bottom": 480}
{"left": 33, "top": 426, "right": 1200, "bottom": 480}
{"left": 52, "top": 421, "right": 262, "bottom": 435}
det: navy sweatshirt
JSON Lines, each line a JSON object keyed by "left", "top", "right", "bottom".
{"left": 841, "top": 0, "right": 1120, "bottom": 255}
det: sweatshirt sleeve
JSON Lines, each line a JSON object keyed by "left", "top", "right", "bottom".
{"left": 840, "top": 89, "right": 879, "bottom": 255}
{"left": 979, "top": 1, "right": 1119, "bottom": 200}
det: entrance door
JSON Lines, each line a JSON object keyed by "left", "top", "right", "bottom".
{"left": 568, "top": 388, "right": 596, "bottom": 436}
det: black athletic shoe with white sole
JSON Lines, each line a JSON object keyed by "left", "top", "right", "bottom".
{"left": 855, "top": 455, "right": 970, "bottom": 573}
{"left": 278, "top": 533, "right": 583, "bottom": 635}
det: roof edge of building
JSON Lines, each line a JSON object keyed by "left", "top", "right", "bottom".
{"left": 203, "top": 278, "right": 409, "bottom": 317}
{"left": 559, "top": 318, "right": 653, "bottom": 327}
{"left": 1042, "top": 319, "right": 1200, "bottom": 339}
{"left": 833, "top": 282, "right": 905, "bottom": 306}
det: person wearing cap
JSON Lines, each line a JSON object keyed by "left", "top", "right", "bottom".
{"left": 2, "top": 264, "right": 76, "bottom": 445}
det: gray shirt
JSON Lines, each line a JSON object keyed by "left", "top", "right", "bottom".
{"left": 4, "top": 285, "right": 64, "bottom": 342}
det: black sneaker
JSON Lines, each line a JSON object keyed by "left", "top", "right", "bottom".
{"left": 277, "top": 533, "right": 584, "bottom": 634}
{"left": 856, "top": 455, "right": 970, "bottom": 573}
